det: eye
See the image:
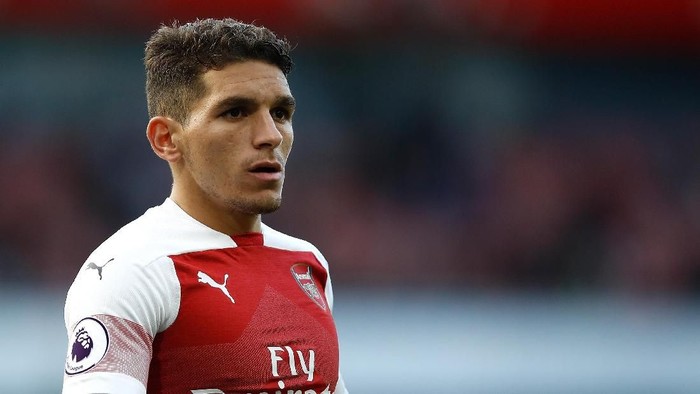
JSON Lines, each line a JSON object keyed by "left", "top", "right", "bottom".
{"left": 271, "top": 108, "right": 291, "bottom": 121}
{"left": 223, "top": 107, "right": 247, "bottom": 119}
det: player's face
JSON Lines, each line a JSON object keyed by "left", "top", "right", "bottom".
{"left": 176, "top": 60, "right": 295, "bottom": 216}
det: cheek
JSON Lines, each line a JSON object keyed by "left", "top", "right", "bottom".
{"left": 188, "top": 138, "right": 230, "bottom": 170}
{"left": 283, "top": 130, "right": 294, "bottom": 156}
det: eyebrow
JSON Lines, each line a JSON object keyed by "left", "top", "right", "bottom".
{"left": 273, "top": 95, "right": 296, "bottom": 111}
{"left": 212, "top": 95, "right": 296, "bottom": 114}
{"left": 212, "top": 96, "right": 256, "bottom": 114}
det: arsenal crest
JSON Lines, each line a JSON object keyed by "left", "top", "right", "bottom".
{"left": 290, "top": 263, "right": 327, "bottom": 310}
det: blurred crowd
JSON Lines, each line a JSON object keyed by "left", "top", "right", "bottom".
{"left": 1, "top": 1, "right": 700, "bottom": 295}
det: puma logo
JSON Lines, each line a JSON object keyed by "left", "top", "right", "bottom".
{"left": 85, "top": 258, "right": 115, "bottom": 280}
{"left": 197, "top": 271, "right": 235, "bottom": 304}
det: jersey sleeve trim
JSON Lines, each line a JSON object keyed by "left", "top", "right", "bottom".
{"left": 62, "top": 370, "right": 146, "bottom": 394}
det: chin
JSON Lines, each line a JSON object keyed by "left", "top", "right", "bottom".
{"left": 228, "top": 195, "right": 282, "bottom": 215}
{"left": 257, "top": 199, "right": 282, "bottom": 214}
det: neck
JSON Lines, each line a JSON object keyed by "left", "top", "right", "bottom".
{"left": 170, "top": 187, "right": 262, "bottom": 236}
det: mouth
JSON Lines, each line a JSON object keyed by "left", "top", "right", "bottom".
{"left": 248, "top": 161, "right": 283, "bottom": 181}
{"left": 249, "top": 161, "right": 282, "bottom": 173}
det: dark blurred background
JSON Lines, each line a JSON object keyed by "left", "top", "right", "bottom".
{"left": 2, "top": 1, "right": 700, "bottom": 393}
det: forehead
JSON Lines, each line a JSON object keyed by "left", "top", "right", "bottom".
{"left": 200, "top": 60, "right": 291, "bottom": 103}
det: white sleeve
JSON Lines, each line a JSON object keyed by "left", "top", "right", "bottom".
{"left": 62, "top": 255, "right": 180, "bottom": 394}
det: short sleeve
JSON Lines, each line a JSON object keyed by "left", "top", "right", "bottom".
{"left": 62, "top": 255, "right": 180, "bottom": 393}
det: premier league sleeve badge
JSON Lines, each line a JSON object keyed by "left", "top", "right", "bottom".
{"left": 65, "top": 317, "right": 110, "bottom": 375}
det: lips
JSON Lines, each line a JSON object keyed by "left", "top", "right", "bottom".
{"left": 248, "top": 160, "right": 283, "bottom": 181}
{"left": 248, "top": 161, "right": 282, "bottom": 173}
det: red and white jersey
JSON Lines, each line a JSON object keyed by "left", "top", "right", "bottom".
{"left": 63, "top": 198, "right": 348, "bottom": 394}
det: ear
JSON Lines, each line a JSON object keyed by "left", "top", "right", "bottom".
{"left": 146, "top": 116, "right": 182, "bottom": 163}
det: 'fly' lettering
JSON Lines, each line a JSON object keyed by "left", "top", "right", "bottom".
{"left": 267, "top": 346, "right": 315, "bottom": 382}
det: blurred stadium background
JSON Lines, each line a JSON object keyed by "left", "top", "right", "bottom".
{"left": 1, "top": 1, "right": 700, "bottom": 392}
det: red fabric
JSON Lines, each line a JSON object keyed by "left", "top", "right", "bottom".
{"left": 147, "top": 244, "right": 338, "bottom": 393}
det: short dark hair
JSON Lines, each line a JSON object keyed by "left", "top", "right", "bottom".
{"left": 144, "top": 18, "right": 293, "bottom": 123}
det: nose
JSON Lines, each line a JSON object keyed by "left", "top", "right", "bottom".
{"left": 252, "top": 111, "right": 283, "bottom": 149}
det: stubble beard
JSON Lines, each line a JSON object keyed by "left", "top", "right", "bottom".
{"left": 219, "top": 179, "right": 285, "bottom": 215}
{"left": 192, "top": 164, "right": 284, "bottom": 216}
{"left": 227, "top": 194, "right": 283, "bottom": 215}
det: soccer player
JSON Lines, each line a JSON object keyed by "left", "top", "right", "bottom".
{"left": 62, "top": 18, "right": 348, "bottom": 394}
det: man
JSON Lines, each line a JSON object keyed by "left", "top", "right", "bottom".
{"left": 62, "top": 18, "right": 348, "bottom": 394}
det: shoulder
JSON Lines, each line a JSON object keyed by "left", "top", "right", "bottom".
{"left": 87, "top": 199, "right": 236, "bottom": 269}
{"left": 261, "top": 223, "right": 318, "bottom": 252}
{"left": 65, "top": 199, "right": 236, "bottom": 334}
